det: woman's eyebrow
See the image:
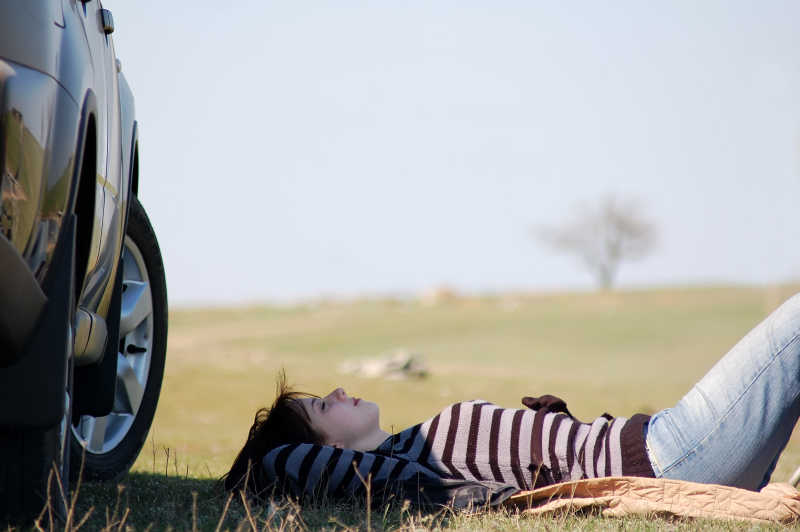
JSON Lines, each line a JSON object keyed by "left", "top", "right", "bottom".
{"left": 312, "top": 398, "right": 319, "bottom": 411}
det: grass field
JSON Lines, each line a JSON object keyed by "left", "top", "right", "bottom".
{"left": 62, "top": 284, "right": 800, "bottom": 530}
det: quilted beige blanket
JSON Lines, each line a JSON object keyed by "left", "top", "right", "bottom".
{"left": 503, "top": 477, "right": 800, "bottom": 524}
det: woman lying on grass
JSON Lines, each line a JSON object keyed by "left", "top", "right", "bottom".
{"left": 222, "top": 293, "right": 800, "bottom": 505}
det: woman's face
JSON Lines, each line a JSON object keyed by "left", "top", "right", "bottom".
{"left": 299, "top": 387, "right": 380, "bottom": 449}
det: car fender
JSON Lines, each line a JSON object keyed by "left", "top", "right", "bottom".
{"left": 0, "top": 58, "right": 83, "bottom": 363}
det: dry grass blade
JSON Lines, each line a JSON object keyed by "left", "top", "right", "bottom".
{"left": 37, "top": 462, "right": 68, "bottom": 532}
{"left": 102, "top": 484, "right": 126, "bottom": 531}
{"left": 239, "top": 490, "right": 259, "bottom": 531}
{"left": 72, "top": 506, "right": 94, "bottom": 532}
{"left": 34, "top": 470, "right": 52, "bottom": 532}
{"left": 276, "top": 500, "right": 290, "bottom": 532}
{"left": 192, "top": 491, "right": 198, "bottom": 532}
{"left": 163, "top": 447, "right": 171, "bottom": 478}
{"left": 50, "top": 461, "right": 68, "bottom": 528}
{"left": 351, "top": 462, "right": 372, "bottom": 532}
{"left": 67, "top": 447, "right": 94, "bottom": 531}
{"left": 116, "top": 507, "right": 130, "bottom": 532}
{"left": 286, "top": 497, "right": 308, "bottom": 531}
{"left": 34, "top": 490, "right": 49, "bottom": 532}
{"left": 215, "top": 491, "right": 235, "bottom": 532}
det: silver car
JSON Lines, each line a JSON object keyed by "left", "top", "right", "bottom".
{"left": 0, "top": 1, "right": 168, "bottom": 523}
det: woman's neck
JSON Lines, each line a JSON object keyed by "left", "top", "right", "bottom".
{"left": 351, "top": 428, "right": 392, "bottom": 451}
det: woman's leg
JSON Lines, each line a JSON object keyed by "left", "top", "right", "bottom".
{"left": 645, "top": 293, "right": 800, "bottom": 490}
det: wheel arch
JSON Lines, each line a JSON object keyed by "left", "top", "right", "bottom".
{"left": 71, "top": 91, "right": 99, "bottom": 302}
{"left": 131, "top": 137, "right": 139, "bottom": 198}
{"left": 72, "top": 116, "right": 138, "bottom": 420}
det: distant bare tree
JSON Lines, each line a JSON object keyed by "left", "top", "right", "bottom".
{"left": 536, "top": 196, "right": 657, "bottom": 290}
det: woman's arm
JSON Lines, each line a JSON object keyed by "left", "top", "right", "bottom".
{"left": 260, "top": 442, "right": 519, "bottom": 508}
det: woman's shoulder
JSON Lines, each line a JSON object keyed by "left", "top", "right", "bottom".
{"left": 377, "top": 400, "right": 496, "bottom": 448}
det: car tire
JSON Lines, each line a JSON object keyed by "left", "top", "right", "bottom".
{"left": 70, "top": 198, "right": 167, "bottom": 481}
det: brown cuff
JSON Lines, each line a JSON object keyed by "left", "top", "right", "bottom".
{"left": 620, "top": 414, "right": 655, "bottom": 478}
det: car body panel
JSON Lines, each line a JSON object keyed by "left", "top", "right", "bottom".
{"left": 0, "top": 0, "right": 138, "bottom": 374}
{"left": 0, "top": 60, "right": 61, "bottom": 262}
{"left": 0, "top": 2, "right": 64, "bottom": 84}
{"left": 0, "top": 56, "right": 81, "bottom": 361}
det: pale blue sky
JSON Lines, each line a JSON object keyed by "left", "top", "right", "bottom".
{"left": 104, "top": 1, "right": 800, "bottom": 305}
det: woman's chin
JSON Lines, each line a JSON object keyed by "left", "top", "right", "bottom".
{"left": 363, "top": 401, "right": 381, "bottom": 422}
{"left": 360, "top": 399, "right": 378, "bottom": 411}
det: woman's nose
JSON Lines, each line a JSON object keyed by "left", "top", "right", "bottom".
{"left": 327, "top": 387, "right": 346, "bottom": 401}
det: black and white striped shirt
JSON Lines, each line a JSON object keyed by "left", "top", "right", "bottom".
{"left": 376, "top": 400, "right": 653, "bottom": 489}
{"left": 261, "top": 400, "right": 653, "bottom": 498}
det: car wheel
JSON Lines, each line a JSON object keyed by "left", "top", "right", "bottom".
{"left": 70, "top": 198, "right": 167, "bottom": 481}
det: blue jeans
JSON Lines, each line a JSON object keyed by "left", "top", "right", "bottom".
{"left": 645, "top": 293, "right": 800, "bottom": 490}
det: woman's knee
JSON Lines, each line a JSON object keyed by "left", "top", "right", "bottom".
{"left": 770, "top": 293, "right": 800, "bottom": 341}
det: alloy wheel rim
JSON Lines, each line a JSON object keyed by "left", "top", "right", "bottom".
{"left": 72, "top": 235, "right": 154, "bottom": 454}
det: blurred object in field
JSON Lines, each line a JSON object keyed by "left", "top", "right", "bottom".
{"left": 418, "top": 285, "right": 459, "bottom": 306}
{"left": 339, "top": 349, "right": 429, "bottom": 380}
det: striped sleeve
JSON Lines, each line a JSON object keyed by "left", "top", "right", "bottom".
{"left": 262, "top": 443, "right": 443, "bottom": 498}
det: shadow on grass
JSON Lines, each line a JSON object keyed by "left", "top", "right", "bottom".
{"left": 71, "top": 471, "right": 245, "bottom": 531}
{"left": 67, "top": 471, "right": 434, "bottom": 531}
{"left": 63, "top": 472, "right": 779, "bottom": 532}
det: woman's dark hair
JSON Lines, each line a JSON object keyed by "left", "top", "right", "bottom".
{"left": 221, "top": 371, "right": 324, "bottom": 494}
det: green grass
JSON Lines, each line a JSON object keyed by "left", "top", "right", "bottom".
{"left": 62, "top": 472, "right": 793, "bottom": 531}
{"left": 57, "top": 471, "right": 792, "bottom": 531}
{"left": 43, "top": 284, "right": 800, "bottom": 530}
